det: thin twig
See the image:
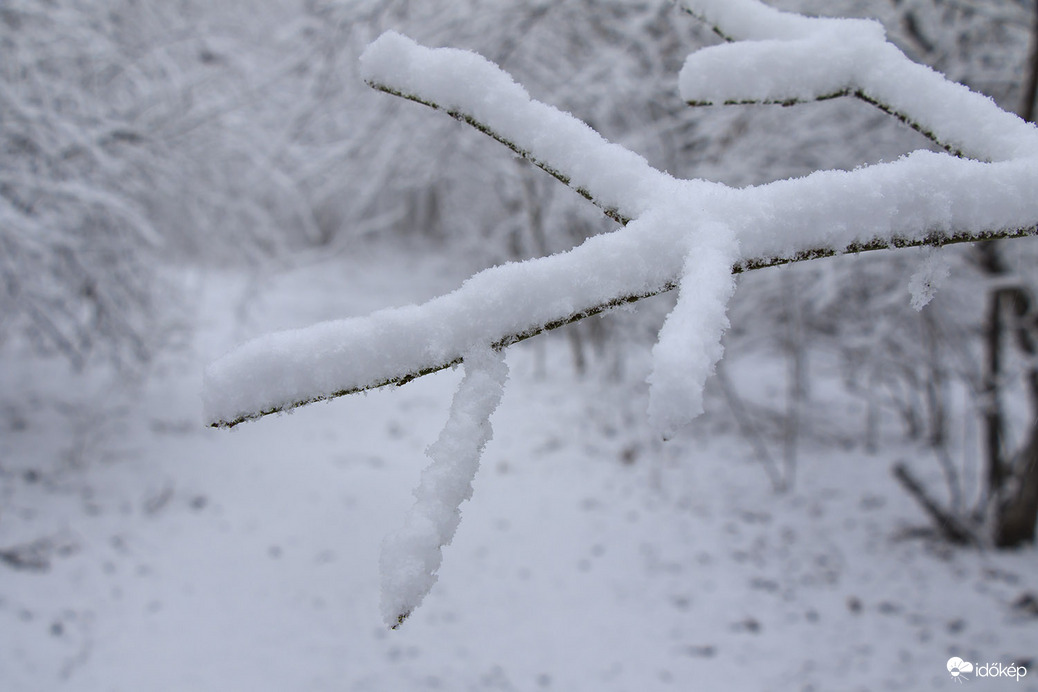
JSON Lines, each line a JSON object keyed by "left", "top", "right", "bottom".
{"left": 715, "top": 361, "right": 784, "bottom": 491}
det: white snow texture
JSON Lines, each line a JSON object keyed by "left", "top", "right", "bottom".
{"left": 379, "top": 345, "right": 508, "bottom": 628}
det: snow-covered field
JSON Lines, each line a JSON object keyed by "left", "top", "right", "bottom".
{"left": 1, "top": 245, "right": 1036, "bottom": 691}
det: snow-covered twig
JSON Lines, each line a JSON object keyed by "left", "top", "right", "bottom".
{"left": 380, "top": 345, "right": 508, "bottom": 629}
{"left": 676, "top": 0, "right": 1038, "bottom": 161}
{"left": 359, "top": 31, "right": 666, "bottom": 226}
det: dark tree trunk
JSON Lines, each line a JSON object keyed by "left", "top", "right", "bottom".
{"left": 996, "top": 427, "right": 1038, "bottom": 547}
{"left": 1021, "top": 0, "right": 1038, "bottom": 123}
{"left": 977, "top": 244, "right": 1009, "bottom": 514}
{"left": 993, "top": 285, "right": 1038, "bottom": 547}
{"left": 976, "top": 236, "right": 1038, "bottom": 547}
{"left": 991, "top": 0, "right": 1038, "bottom": 548}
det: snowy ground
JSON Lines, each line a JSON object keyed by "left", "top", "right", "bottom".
{"left": 1, "top": 245, "right": 1036, "bottom": 691}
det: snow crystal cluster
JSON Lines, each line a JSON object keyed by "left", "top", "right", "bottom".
{"left": 202, "top": 0, "right": 1038, "bottom": 627}
{"left": 908, "top": 248, "right": 952, "bottom": 311}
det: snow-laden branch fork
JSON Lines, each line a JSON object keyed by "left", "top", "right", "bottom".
{"left": 203, "top": 0, "right": 1038, "bottom": 627}
{"left": 204, "top": 0, "right": 1038, "bottom": 433}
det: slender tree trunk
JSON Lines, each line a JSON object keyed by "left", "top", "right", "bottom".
{"left": 922, "top": 309, "right": 947, "bottom": 450}
{"left": 782, "top": 270, "right": 805, "bottom": 491}
{"left": 1020, "top": 0, "right": 1038, "bottom": 123}
{"left": 996, "top": 426, "right": 1038, "bottom": 546}
{"left": 990, "top": 5, "right": 1038, "bottom": 547}
{"left": 993, "top": 285, "right": 1038, "bottom": 546}
{"left": 976, "top": 239, "right": 1038, "bottom": 546}
{"left": 978, "top": 244, "right": 1008, "bottom": 514}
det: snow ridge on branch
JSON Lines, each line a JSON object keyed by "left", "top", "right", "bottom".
{"left": 360, "top": 31, "right": 665, "bottom": 226}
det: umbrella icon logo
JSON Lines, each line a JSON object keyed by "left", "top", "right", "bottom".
{"left": 948, "top": 657, "right": 974, "bottom": 682}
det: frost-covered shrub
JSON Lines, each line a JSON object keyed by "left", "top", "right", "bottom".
{"left": 0, "top": 1, "right": 164, "bottom": 367}
{"left": 0, "top": 0, "right": 333, "bottom": 366}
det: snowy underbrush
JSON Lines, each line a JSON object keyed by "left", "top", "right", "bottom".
{"left": 0, "top": 249, "right": 1035, "bottom": 691}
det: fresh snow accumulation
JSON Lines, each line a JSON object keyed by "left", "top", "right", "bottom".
{"left": 380, "top": 344, "right": 508, "bottom": 629}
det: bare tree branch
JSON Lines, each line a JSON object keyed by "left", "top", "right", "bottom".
{"left": 893, "top": 461, "right": 978, "bottom": 545}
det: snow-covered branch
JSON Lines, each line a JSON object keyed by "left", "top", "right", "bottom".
{"left": 203, "top": 223, "right": 1034, "bottom": 430}
{"left": 204, "top": 2, "right": 1038, "bottom": 431}
{"left": 677, "top": 0, "right": 1038, "bottom": 161}
{"left": 359, "top": 32, "right": 663, "bottom": 226}
{"left": 202, "top": 0, "right": 1038, "bottom": 629}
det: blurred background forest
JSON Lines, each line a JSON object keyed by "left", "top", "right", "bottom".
{"left": 2, "top": 1, "right": 1038, "bottom": 689}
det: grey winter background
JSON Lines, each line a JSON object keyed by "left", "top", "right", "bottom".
{"left": 2, "top": 1, "right": 1037, "bottom": 690}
